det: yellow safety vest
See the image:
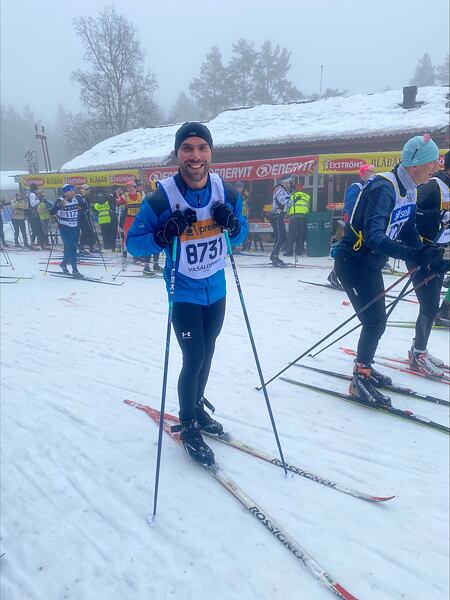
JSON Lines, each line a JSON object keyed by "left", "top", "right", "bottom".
{"left": 288, "top": 192, "right": 310, "bottom": 216}
{"left": 94, "top": 201, "right": 112, "bottom": 224}
{"left": 37, "top": 201, "right": 50, "bottom": 221}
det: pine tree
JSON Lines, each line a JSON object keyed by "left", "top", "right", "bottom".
{"left": 227, "top": 38, "right": 258, "bottom": 107}
{"left": 253, "top": 41, "right": 303, "bottom": 104}
{"left": 410, "top": 53, "right": 436, "bottom": 86}
{"left": 436, "top": 54, "right": 449, "bottom": 85}
{"left": 168, "top": 93, "right": 200, "bottom": 123}
{"left": 189, "top": 46, "right": 231, "bottom": 119}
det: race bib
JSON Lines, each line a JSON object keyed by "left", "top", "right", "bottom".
{"left": 385, "top": 203, "right": 414, "bottom": 240}
{"left": 178, "top": 218, "right": 227, "bottom": 279}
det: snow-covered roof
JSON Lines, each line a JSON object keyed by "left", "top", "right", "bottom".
{"left": 60, "top": 86, "right": 449, "bottom": 172}
{"left": 0, "top": 171, "right": 27, "bottom": 190}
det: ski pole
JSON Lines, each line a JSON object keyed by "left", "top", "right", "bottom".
{"left": 43, "top": 219, "right": 58, "bottom": 276}
{"left": 112, "top": 213, "right": 126, "bottom": 280}
{"left": 149, "top": 237, "right": 178, "bottom": 525}
{"left": 0, "top": 244, "right": 14, "bottom": 270}
{"left": 309, "top": 270, "right": 440, "bottom": 359}
{"left": 224, "top": 230, "right": 288, "bottom": 476}
{"left": 257, "top": 267, "right": 418, "bottom": 390}
{"left": 309, "top": 273, "right": 415, "bottom": 358}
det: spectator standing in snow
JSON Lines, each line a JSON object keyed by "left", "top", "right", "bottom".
{"left": 11, "top": 193, "right": 29, "bottom": 247}
{"left": 344, "top": 164, "right": 375, "bottom": 221}
{"left": 269, "top": 177, "right": 291, "bottom": 267}
{"left": 284, "top": 184, "right": 310, "bottom": 257}
{"left": 27, "top": 183, "right": 47, "bottom": 249}
{"left": 78, "top": 184, "right": 96, "bottom": 253}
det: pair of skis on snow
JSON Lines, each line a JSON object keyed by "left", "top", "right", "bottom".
{"left": 40, "top": 270, "right": 124, "bottom": 286}
{"left": 0, "top": 275, "right": 35, "bottom": 284}
{"left": 279, "top": 348, "right": 449, "bottom": 434}
{"left": 125, "top": 399, "right": 383, "bottom": 600}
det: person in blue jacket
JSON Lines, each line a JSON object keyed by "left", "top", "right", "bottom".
{"left": 335, "top": 134, "right": 448, "bottom": 407}
{"left": 127, "top": 122, "right": 248, "bottom": 465}
{"left": 343, "top": 163, "right": 375, "bottom": 221}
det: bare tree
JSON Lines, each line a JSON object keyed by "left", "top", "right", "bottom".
{"left": 71, "top": 5, "right": 161, "bottom": 138}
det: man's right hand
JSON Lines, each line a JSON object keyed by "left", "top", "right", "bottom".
{"left": 155, "top": 210, "right": 188, "bottom": 247}
{"left": 416, "top": 245, "right": 445, "bottom": 272}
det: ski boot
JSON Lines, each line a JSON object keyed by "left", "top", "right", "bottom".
{"left": 59, "top": 262, "right": 70, "bottom": 274}
{"left": 153, "top": 263, "right": 163, "bottom": 273}
{"left": 409, "top": 339, "right": 446, "bottom": 370}
{"left": 367, "top": 366, "right": 392, "bottom": 387}
{"left": 72, "top": 270, "right": 85, "bottom": 280}
{"left": 195, "top": 397, "right": 224, "bottom": 436}
{"left": 270, "top": 255, "right": 287, "bottom": 268}
{"left": 178, "top": 419, "right": 215, "bottom": 466}
{"left": 349, "top": 363, "right": 392, "bottom": 407}
{"left": 143, "top": 264, "right": 154, "bottom": 276}
{"left": 327, "top": 270, "right": 343, "bottom": 290}
{"left": 409, "top": 347, "right": 445, "bottom": 378}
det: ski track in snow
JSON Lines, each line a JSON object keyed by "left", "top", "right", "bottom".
{"left": 1, "top": 249, "right": 449, "bottom": 600}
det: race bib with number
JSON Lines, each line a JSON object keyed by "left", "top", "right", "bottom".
{"left": 178, "top": 218, "right": 227, "bottom": 279}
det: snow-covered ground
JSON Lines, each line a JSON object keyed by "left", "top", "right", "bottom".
{"left": 1, "top": 245, "right": 449, "bottom": 600}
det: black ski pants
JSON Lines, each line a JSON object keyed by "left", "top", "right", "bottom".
{"left": 269, "top": 214, "right": 286, "bottom": 258}
{"left": 99, "top": 222, "right": 115, "bottom": 250}
{"left": 335, "top": 252, "right": 386, "bottom": 365}
{"left": 28, "top": 212, "right": 45, "bottom": 246}
{"left": 407, "top": 263, "right": 443, "bottom": 350}
{"left": 12, "top": 219, "right": 28, "bottom": 246}
{"left": 286, "top": 215, "right": 306, "bottom": 255}
{"left": 172, "top": 297, "right": 226, "bottom": 422}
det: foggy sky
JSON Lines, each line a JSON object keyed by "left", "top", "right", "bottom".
{"left": 1, "top": 0, "right": 449, "bottom": 125}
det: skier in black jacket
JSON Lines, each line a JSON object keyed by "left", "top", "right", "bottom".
{"left": 407, "top": 151, "right": 450, "bottom": 376}
{"left": 335, "top": 134, "right": 448, "bottom": 406}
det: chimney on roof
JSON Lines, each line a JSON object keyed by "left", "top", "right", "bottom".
{"left": 402, "top": 86, "right": 418, "bottom": 109}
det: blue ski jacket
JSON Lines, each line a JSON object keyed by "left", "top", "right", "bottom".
{"left": 126, "top": 173, "right": 248, "bottom": 305}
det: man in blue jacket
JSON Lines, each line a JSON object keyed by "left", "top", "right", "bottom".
{"left": 127, "top": 122, "right": 248, "bottom": 465}
{"left": 335, "top": 134, "right": 448, "bottom": 406}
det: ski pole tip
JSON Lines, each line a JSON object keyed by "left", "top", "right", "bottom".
{"left": 254, "top": 385, "right": 262, "bottom": 391}
{"left": 146, "top": 513, "right": 156, "bottom": 527}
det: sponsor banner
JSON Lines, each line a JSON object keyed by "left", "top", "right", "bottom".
{"left": 19, "top": 169, "right": 139, "bottom": 189}
{"left": 319, "top": 150, "right": 449, "bottom": 174}
{"left": 144, "top": 155, "right": 317, "bottom": 184}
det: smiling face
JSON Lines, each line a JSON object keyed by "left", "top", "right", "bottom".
{"left": 408, "top": 160, "right": 438, "bottom": 186}
{"left": 177, "top": 136, "right": 212, "bottom": 189}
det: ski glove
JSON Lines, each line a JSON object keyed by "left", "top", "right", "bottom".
{"left": 416, "top": 245, "right": 445, "bottom": 272}
{"left": 212, "top": 203, "right": 240, "bottom": 234}
{"left": 155, "top": 210, "right": 188, "bottom": 247}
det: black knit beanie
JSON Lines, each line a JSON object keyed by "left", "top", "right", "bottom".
{"left": 174, "top": 122, "right": 213, "bottom": 156}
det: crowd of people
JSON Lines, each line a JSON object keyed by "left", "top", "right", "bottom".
{"left": 1, "top": 179, "right": 164, "bottom": 277}
{"left": 1, "top": 124, "right": 448, "bottom": 467}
